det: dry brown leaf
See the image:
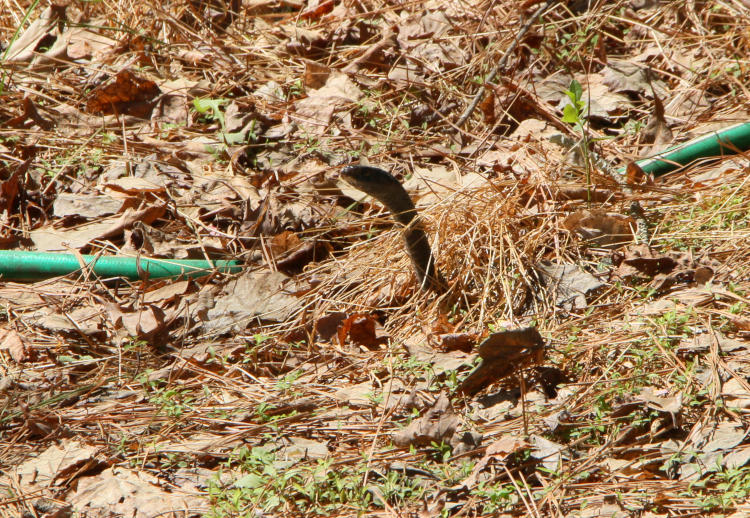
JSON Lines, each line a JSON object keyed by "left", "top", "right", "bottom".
{"left": 66, "top": 28, "right": 118, "bottom": 60}
{"left": 119, "top": 305, "right": 167, "bottom": 339}
{"left": 625, "top": 161, "right": 648, "bottom": 185}
{"left": 431, "top": 333, "right": 476, "bottom": 353}
{"left": 530, "top": 435, "right": 567, "bottom": 473}
{"left": 0, "top": 330, "right": 31, "bottom": 363}
{"left": 614, "top": 246, "right": 717, "bottom": 292}
{"left": 30, "top": 204, "right": 166, "bottom": 252}
{"left": 536, "top": 72, "right": 629, "bottom": 120}
{"left": 276, "top": 239, "right": 332, "bottom": 275}
{"left": 333, "top": 381, "right": 375, "bottom": 407}
{"left": 537, "top": 262, "right": 604, "bottom": 310}
{"left": 702, "top": 421, "right": 746, "bottom": 452}
{"left": 637, "top": 387, "right": 682, "bottom": 416}
{"left": 405, "top": 341, "right": 474, "bottom": 375}
{"left": 269, "top": 230, "right": 302, "bottom": 257}
{"left": 30, "top": 306, "right": 103, "bottom": 335}
{"left": 456, "top": 436, "right": 528, "bottom": 489}
{"left": 393, "top": 392, "right": 459, "bottom": 449}
{"left": 70, "top": 466, "right": 207, "bottom": 517}
{"left": 721, "top": 379, "right": 750, "bottom": 408}
{"left": 614, "top": 244, "right": 677, "bottom": 278}
{"left": 479, "top": 90, "right": 496, "bottom": 124}
{"left": 103, "top": 176, "right": 165, "bottom": 195}
{"left": 142, "top": 280, "right": 193, "bottom": 304}
{"left": 730, "top": 315, "right": 750, "bottom": 333}
{"left": 15, "top": 439, "right": 101, "bottom": 489}
{"left": 338, "top": 313, "right": 388, "bottom": 349}
{"left": 300, "top": 0, "right": 334, "bottom": 20}
{"left": 302, "top": 59, "right": 331, "bottom": 88}
{"left": 314, "top": 311, "right": 348, "bottom": 341}
{"left": 277, "top": 436, "right": 329, "bottom": 460}
{"left": 0, "top": 172, "right": 20, "bottom": 214}
{"left": 641, "top": 77, "right": 674, "bottom": 154}
{"left": 342, "top": 24, "right": 397, "bottom": 74}
{"left": 563, "top": 210, "right": 636, "bottom": 248}
{"left": 6, "top": 97, "right": 54, "bottom": 130}
{"left": 86, "top": 70, "right": 161, "bottom": 117}
{"left": 205, "top": 271, "right": 303, "bottom": 331}
{"left": 3, "top": 5, "right": 66, "bottom": 62}
{"left": 457, "top": 327, "right": 545, "bottom": 396}
{"left": 53, "top": 194, "right": 124, "bottom": 218}
{"left": 292, "top": 73, "right": 363, "bottom": 134}
{"left": 677, "top": 332, "right": 748, "bottom": 355}
{"left": 601, "top": 61, "right": 667, "bottom": 96}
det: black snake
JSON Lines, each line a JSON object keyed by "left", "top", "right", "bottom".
{"left": 340, "top": 165, "right": 446, "bottom": 293}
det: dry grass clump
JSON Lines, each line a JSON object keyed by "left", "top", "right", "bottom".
{"left": 293, "top": 167, "right": 569, "bottom": 341}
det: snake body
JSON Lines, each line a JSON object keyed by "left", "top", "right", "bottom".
{"left": 341, "top": 165, "right": 445, "bottom": 292}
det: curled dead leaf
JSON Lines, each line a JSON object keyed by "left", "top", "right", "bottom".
{"left": 457, "top": 327, "right": 545, "bottom": 396}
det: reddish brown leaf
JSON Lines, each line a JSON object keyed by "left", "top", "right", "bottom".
{"left": 302, "top": 60, "right": 331, "bottom": 89}
{"left": 479, "top": 90, "right": 496, "bottom": 125}
{"left": 0, "top": 172, "right": 19, "bottom": 214}
{"left": 270, "top": 231, "right": 302, "bottom": 256}
{"left": 338, "top": 313, "right": 388, "bottom": 349}
{"left": 625, "top": 161, "right": 646, "bottom": 185}
{"left": 86, "top": 70, "right": 160, "bottom": 116}
{"left": 300, "top": 0, "right": 334, "bottom": 20}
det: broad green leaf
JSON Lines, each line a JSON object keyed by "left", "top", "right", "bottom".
{"left": 192, "top": 97, "right": 227, "bottom": 115}
{"left": 562, "top": 103, "right": 579, "bottom": 124}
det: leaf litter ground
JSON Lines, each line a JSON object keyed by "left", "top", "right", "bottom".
{"left": 1, "top": 0, "right": 750, "bottom": 516}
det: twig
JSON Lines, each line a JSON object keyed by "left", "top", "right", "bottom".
{"left": 456, "top": 0, "right": 557, "bottom": 127}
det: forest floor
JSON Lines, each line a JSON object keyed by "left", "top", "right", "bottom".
{"left": 1, "top": 0, "right": 750, "bottom": 516}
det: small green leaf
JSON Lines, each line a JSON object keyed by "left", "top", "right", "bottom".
{"left": 192, "top": 97, "right": 227, "bottom": 114}
{"left": 562, "top": 103, "right": 579, "bottom": 124}
{"left": 234, "top": 473, "right": 264, "bottom": 488}
{"left": 569, "top": 79, "right": 583, "bottom": 102}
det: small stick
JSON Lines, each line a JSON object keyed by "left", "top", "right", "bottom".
{"left": 456, "top": 0, "right": 557, "bottom": 127}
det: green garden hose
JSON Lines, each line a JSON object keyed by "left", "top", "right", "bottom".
{"left": 0, "top": 250, "right": 241, "bottom": 282}
{"left": 633, "top": 122, "right": 750, "bottom": 177}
